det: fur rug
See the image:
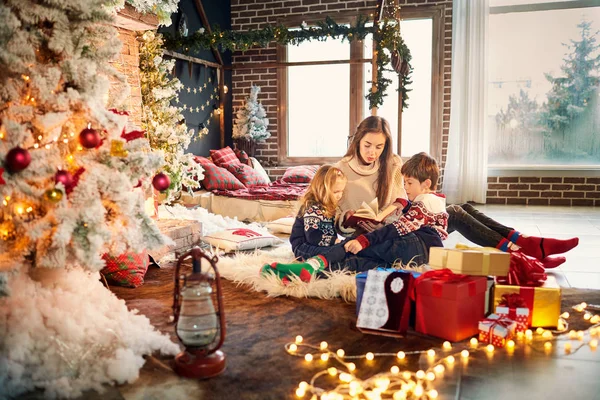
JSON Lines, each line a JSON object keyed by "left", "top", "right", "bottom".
{"left": 156, "top": 204, "right": 427, "bottom": 302}
{"left": 216, "top": 244, "right": 358, "bottom": 302}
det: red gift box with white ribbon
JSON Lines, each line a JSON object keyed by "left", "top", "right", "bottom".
{"left": 478, "top": 314, "right": 517, "bottom": 348}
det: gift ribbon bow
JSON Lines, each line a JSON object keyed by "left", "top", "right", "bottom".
{"left": 496, "top": 252, "right": 547, "bottom": 287}
{"left": 411, "top": 268, "right": 474, "bottom": 300}
{"left": 481, "top": 316, "right": 514, "bottom": 343}
{"left": 499, "top": 293, "right": 527, "bottom": 308}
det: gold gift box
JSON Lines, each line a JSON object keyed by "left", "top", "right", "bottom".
{"left": 493, "top": 276, "right": 561, "bottom": 328}
{"left": 429, "top": 247, "right": 510, "bottom": 277}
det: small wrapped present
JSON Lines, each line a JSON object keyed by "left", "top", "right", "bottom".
{"left": 357, "top": 269, "right": 415, "bottom": 336}
{"left": 429, "top": 246, "right": 510, "bottom": 277}
{"left": 495, "top": 293, "right": 530, "bottom": 333}
{"left": 413, "top": 269, "right": 487, "bottom": 342}
{"left": 479, "top": 314, "right": 517, "bottom": 347}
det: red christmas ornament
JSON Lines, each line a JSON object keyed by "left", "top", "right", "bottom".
{"left": 0, "top": 167, "right": 5, "bottom": 184}
{"left": 5, "top": 147, "right": 31, "bottom": 173}
{"left": 55, "top": 170, "right": 73, "bottom": 188}
{"left": 79, "top": 127, "right": 101, "bottom": 149}
{"left": 152, "top": 172, "right": 171, "bottom": 192}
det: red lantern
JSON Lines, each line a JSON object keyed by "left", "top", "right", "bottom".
{"left": 172, "top": 247, "right": 226, "bottom": 379}
{"left": 79, "top": 127, "right": 101, "bottom": 149}
{"left": 5, "top": 147, "right": 31, "bottom": 173}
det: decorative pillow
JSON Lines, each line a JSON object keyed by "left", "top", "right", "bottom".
{"left": 267, "top": 216, "right": 295, "bottom": 234}
{"left": 203, "top": 228, "right": 280, "bottom": 252}
{"left": 226, "top": 163, "right": 270, "bottom": 187}
{"left": 250, "top": 157, "right": 271, "bottom": 184}
{"left": 200, "top": 162, "right": 245, "bottom": 190}
{"left": 101, "top": 251, "right": 149, "bottom": 288}
{"left": 234, "top": 148, "right": 251, "bottom": 165}
{"left": 281, "top": 165, "right": 319, "bottom": 183}
{"left": 194, "top": 155, "right": 213, "bottom": 165}
{"left": 210, "top": 146, "right": 240, "bottom": 167}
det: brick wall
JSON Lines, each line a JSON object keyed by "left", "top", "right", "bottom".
{"left": 486, "top": 177, "right": 600, "bottom": 206}
{"left": 231, "top": 0, "right": 452, "bottom": 168}
{"left": 110, "top": 28, "right": 143, "bottom": 129}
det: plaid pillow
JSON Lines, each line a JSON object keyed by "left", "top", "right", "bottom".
{"left": 210, "top": 146, "right": 240, "bottom": 167}
{"left": 281, "top": 165, "right": 319, "bottom": 183}
{"left": 194, "top": 155, "right": 212, "bottom": 165}
{"left": 201, "top": 162, "right": 245, "bottom": 190}
{"left": 101, "top": 251, "right": 149, "bottom": 288}
{"left": 234, "top": 148, "right": 251, "bottom": 165}
{"left": 226, "top": 163, "right": 270, "bottom": 187}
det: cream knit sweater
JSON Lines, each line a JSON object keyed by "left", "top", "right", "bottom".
{"left": 334, "top": 154, "right": 407, "bottom": 215}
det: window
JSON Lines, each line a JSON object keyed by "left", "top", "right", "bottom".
{"left": 287, "top": 38, "right": 350, "bottom": 158}
{"left": 362, "top": 12, "right": 441, "bottom": 159}
{"left": 278, "top": 9, "right": 445, "bottom": 164}
{"left": 488, "top": 0, "right": 600, "bottom": 167}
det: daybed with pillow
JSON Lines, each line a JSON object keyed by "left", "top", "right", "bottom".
{"left": 180, "top": 147, "right": 318, "bottom": 222}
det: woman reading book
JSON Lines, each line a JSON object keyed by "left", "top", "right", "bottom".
{"left": 335, "top": 117, "right": 578, "bottom": 268}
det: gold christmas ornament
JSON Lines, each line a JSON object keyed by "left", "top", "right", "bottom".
{"left": 110, "top": 140, "right": 128, "bottom": 157}
{"left": 44, "top": 189, "right": 63, "bottom": 203}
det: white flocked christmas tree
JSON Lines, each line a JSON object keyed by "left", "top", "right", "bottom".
{"left": 232, "top": 84, "right": 271, "bottom": 142}
{"left": 0, "top": 0, "right": 179, "bottom": 397}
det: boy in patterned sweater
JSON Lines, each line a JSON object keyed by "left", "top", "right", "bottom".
{"left": 345, "top": 152, "right": 448, "bottom": 256}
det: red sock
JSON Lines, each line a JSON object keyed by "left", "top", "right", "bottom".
{"left": 508, "top": 230, "right": 579, "bottom": 259}
{"left": 538, "top": 256, "right": 566, "bottom": 269}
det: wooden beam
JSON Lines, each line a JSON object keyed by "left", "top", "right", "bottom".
{"left": 163, "top": 50, "right": 221, "bottom": 69}
{"left": 395, "top": 0, "right": 403, "bottom": 155}
{"left": 371, "top": 0, "right": 385, "bottom": 115}
{"left": 193, "top": 0, "right": 224, "bottom": 66}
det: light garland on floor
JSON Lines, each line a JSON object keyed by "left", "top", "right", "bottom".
{"left": 286, "top": 302, "right": 599, "bottom": 399}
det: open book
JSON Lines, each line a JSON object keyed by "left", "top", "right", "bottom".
{"left": 343, "top": 198, "right": 398, "bottom": 229}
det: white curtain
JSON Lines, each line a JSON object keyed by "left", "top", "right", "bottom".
{"left": 444, "top": 0, "right": 489, "bottom": 204}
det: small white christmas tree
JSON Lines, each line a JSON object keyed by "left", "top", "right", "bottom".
{"left": 139, "top": 30, "right": 204, "bottom": 204}
{"left": 232, "top": 85, "right": 270, "bottom": 142}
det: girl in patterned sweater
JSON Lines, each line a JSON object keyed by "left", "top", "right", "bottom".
{"left": 261, "top": 165, "right": 350, "bottom": 282}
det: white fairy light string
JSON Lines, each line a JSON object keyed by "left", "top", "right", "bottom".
{"left": 286, "top": 302, "right": 599, "bottom": 399}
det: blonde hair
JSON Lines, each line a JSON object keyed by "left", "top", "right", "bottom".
{"left": 345, "top": 116, "right": 394, "bottom": 205}
{"left": 298, "top": 165, "right": 346, "bottom": 218}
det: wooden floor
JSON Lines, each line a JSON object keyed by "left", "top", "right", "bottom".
{"left": 19, "top": 263, "right": 600, "bottom": 400}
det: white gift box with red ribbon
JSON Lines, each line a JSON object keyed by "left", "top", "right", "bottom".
{"left": 496, "top": 305, "right": 530, "bottom": 333}
{"left": 478, "top": 314, "right": 517, "bottom": 347}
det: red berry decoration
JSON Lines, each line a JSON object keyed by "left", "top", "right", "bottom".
{"left": 55, "top": 170, "right": 73, "bottom": 187}
{"left": 152, "top": 172, "right": 171, "bottom": 192}
{"left": 5, "top": 147, "right": 31, "bottom": 173}
{"left": 79, "top": 127, "right": 101, "bottom": 149}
